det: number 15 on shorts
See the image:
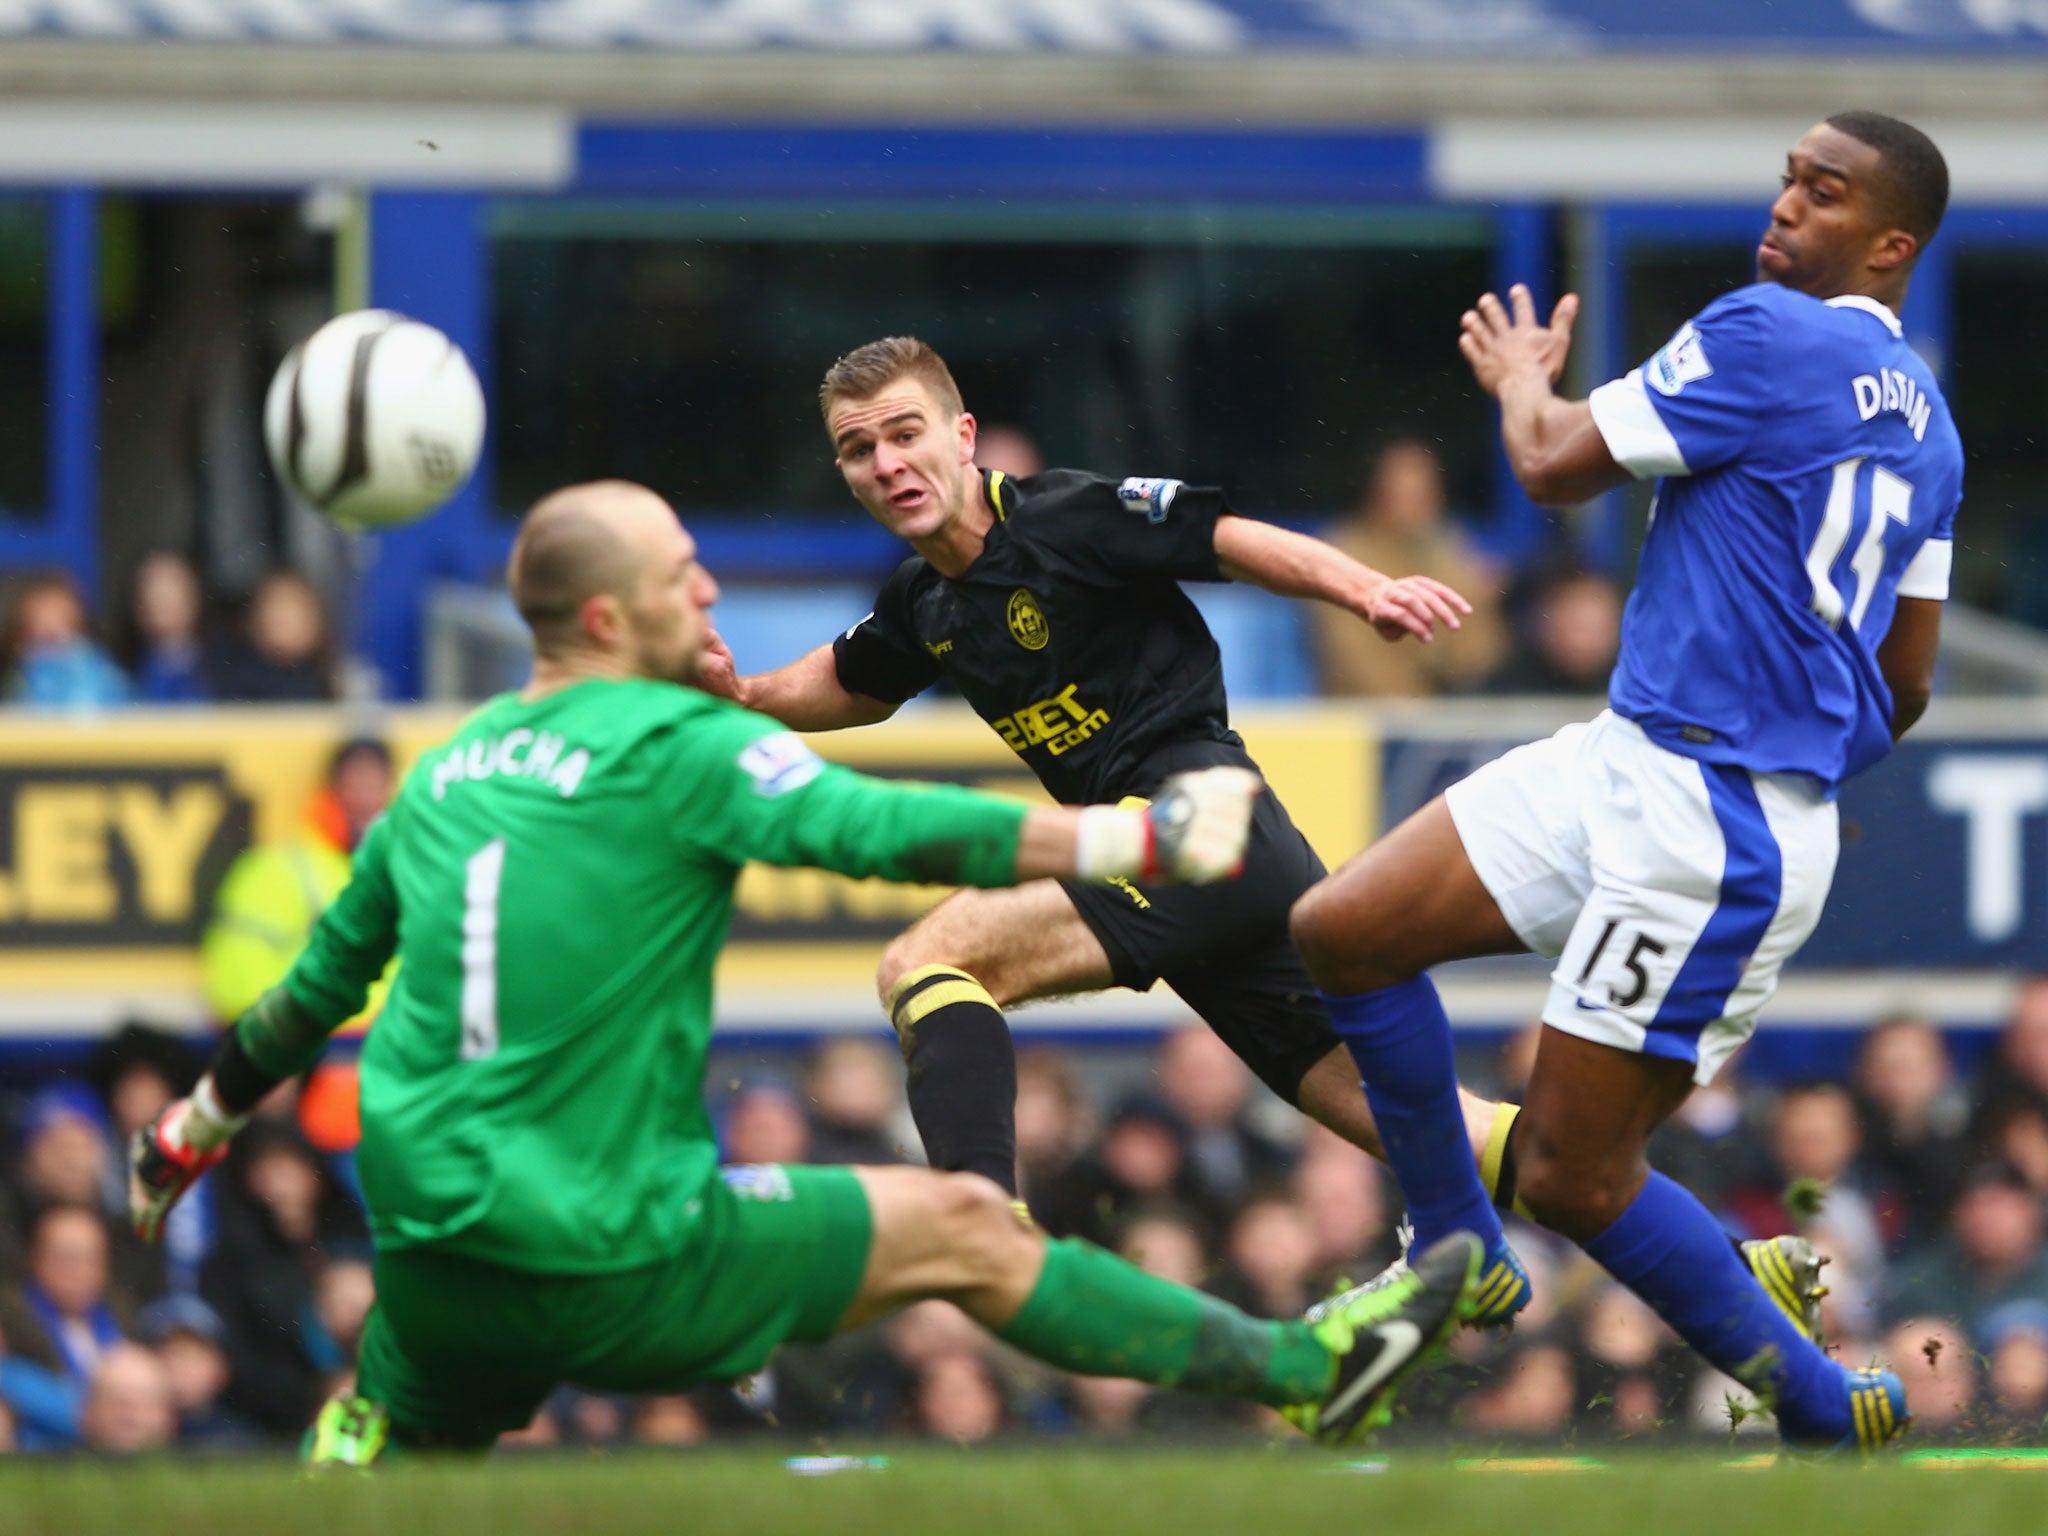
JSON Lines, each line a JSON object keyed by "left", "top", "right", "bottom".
{"left": 1572, "top": 918, "right": 1670, "bottom": 1011}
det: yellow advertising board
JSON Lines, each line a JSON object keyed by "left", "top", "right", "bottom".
{"left": 0, "top": 704, "right": 1376, "bottom": 1020}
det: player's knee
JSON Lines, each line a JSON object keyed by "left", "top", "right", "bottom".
{"left": 926, "top": 1172, "right": 1029, "bottom": 1270}
{"left": 875, "top": 934, "right": 923, "bottom": 1012}
{"left": 1289, "top": 885, "right": 1387, "bottom": 992}
{"left": 1513, "top": 1136, "right": 1637, "bottom": 1242}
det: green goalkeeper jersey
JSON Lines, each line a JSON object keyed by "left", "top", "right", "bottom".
{"left": 271, "top": 677, "right": 1029, "bottom": 1275}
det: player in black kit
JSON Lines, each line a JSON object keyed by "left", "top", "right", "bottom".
{"left": 698, "top": 336, "right": 1510, "bottom": 1200}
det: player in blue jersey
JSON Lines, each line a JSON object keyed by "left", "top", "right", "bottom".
{"left": 1289, "top": 112, "right": 1958, "bottom": 1454}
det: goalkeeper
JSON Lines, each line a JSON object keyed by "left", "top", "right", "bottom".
{"left": 129, "top": 480, "right": 1481, "bottom": 1460}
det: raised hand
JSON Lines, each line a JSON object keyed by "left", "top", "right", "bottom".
{"left": 1460, "top": 284, "right": 1580, "bottom": 398}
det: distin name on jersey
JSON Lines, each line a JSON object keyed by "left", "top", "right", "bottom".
{"left": 1852, "top": 367, "right": 1933, "bottom": 443}
{"left": 992, "top": 683, "right": 1110, "bottom": 758}
{"left": 432, "top": 730, "right": 592, "bottom": 801}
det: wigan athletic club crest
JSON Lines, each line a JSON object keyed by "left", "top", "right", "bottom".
{"left": 1007, "top": 588, "right": 1050, "bottom": 650}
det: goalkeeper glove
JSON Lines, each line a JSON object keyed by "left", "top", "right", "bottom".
{"left": 129, "top": 1079, "right": 245, "bottom": 1244}
{"left": 1076, "top": 765, "right": 1261, "bottom": 885}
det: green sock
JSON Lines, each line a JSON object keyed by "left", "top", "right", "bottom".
{"left": 996, "top": 1237, "right": 1333, "bottom": 1409}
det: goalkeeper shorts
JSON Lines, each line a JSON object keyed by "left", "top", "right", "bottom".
{"left": 355, "top": 1163, "right": 872, "bottom": 1447}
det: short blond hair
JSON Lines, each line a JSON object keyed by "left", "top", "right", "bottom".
{"left": 818, "top": 336, "right": 964, "bottom": 426}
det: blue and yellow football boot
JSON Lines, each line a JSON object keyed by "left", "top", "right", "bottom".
{"left": 1778, "top": 1366, "right": 1911, "bottom": 1459}
{"left": 1743, "top": 1233, "right": 1829, "bottom": 1345}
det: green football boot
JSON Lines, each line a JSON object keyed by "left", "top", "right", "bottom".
{"left": 305, "top": 1394, "right": 392, "bottom": 1470}
{"left": 1284, "top": 1230, "right": 1483, "bottom": 1446}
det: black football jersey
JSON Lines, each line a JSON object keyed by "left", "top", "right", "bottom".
{"left": 833, "top": 468, "right": 1244, "bottom": 806}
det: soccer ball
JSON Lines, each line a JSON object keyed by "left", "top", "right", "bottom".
{"left": 263, "top": 309, "right": 485, "bottom": 531}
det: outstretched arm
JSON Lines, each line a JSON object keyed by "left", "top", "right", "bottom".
{"left": 131, "top": 812, "right": 402, "bottom": 1241}
{"left": 1213, "top": 516, "right": 1471, "bottom": 644}
{"left": 695, "top": 637, "right": 898, "bottom": 731}
{"left": 1460, "top": 285, "right": 1632, "bottom": 509}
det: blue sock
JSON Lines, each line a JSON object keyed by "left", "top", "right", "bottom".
{"left": 1585, "top": 1170, "right": 1846, "bottom": 1441}
{"left": 1321, "top": 977, "right": 1502, "bottom": 1254}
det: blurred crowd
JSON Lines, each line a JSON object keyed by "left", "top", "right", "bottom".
{"left": 0, "top": 556, "right": 339, "bottom": 708}
{"left": 9, "top": 993, "right": 2048, "bottom": 1456}
{"left": 1, "top": 439, "right": 1617, "bottom": 714}
{"left": 1312, "top": 438, "right": 1623, "bottom": 701}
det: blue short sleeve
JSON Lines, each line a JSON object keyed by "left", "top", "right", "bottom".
{"left": 1589, "top": 287, "right": 1784, "bottom": 480}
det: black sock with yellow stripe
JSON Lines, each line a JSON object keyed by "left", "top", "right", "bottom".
{"left": 1479, "top": 1102, "right": 1533, "bottom": 1218}
{"left": 888, "top": 965, "right": 1018, "bottom": 1194}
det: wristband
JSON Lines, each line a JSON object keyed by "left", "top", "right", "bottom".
{"left": 179, "top": 1077, "right": 249, "bottom": 1154}
{"left": 207, "top": 1020, "right": 288, "bottom": 1119}
{"left": 1074, "top": 806, "right": 1152, "bottom": 882}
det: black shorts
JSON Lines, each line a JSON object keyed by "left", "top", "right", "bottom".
{"left": 1059, "top": 751, "right": 1340, "bottom": 1106}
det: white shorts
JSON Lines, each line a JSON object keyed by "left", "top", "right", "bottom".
{"left": 1444, "top": 711, "right": 1839, "bottom": 1085}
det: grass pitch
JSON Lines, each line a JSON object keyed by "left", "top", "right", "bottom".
{"left": 6, "top": 1448, "right": 2047, "bottom": 1536}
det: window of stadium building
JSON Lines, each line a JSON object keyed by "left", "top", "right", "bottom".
{"left": 0, "top": 196, "right": 50, "bottom": 517}
{"left": 1609, "top": 244, "right": 1757, "bottom": 570}
{"left": 1952, "top": 249, "right": 2048, "bottom": 625}
{"left": 487, "top": 202, "right": 1498, "bottom": 532}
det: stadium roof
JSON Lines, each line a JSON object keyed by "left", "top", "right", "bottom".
{"left": 1, "top": 0, "right": 2045, "bottom": 53}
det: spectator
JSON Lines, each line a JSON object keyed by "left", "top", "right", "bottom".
{"left": 1, "top": 571, "right": 130, "bottom": 709}
{"left": 7, "top": 1083, "right": 116, "bottom": 1227}
{"left": 1884, "top": 1316, "right": 1978, "bottom": 1441}
{"left": 79, "top": 1344, "right": 176, "bottom": 1455}
{"left": 1313, "top": 441, "right": 1507, "bottom": 698}
{"left": 1982, "top": 1100, "right": 2048, "bottom": 1200}
{"left": 723, "top": 1078, "right": 811, "bottom": 1166}
{"left": 89, "top": 1026, "right": 207, "bottom": 1295}
{"left": 1886, "top": 1163, "right": 2048, "bottom": 1338}
{"left": 1291, "top": 1130, "right": 1399, "bottom": 1285}
{"left": 1978, "top": 976, "right": 2048, "bottom": 1130}
{"left": 1015, "top": 1049, "right": 1092, "bottom": 1223}
{"left": 0, "top": 1078, "right": 164, "bottom": 1308}
{"left": 0, "top": 1318, "right": 83, "bottom": 1452}
{"left": 1729, "top": 1085, "right": 1885, "bottom": 1293}
{"left": 1646, "top": 1060, "right": 1773, "bottom": 1216}
{"left": 1066, "top": 1373, "right": 1151, "bottom": 1437}
{"left": 1462, "top": 1342, "right": 1577, "bottom": 1440}
{"left": 1119, "top": 1210, "right": 1209, "bottom": 1290}
{"left": 912, "top": 1349, "right": 1005, "bottom": 1443}
{"left": 1981, "top": 1299, "right": 2048, "bottom": 1436}
{"left": 1482, "top": 562, "right": 1624, "bottom": 696}
{"left": 1808, "top": 1227, "right": 1881, "bottom": 1363}
{"left": 1211, "top": 1194, "right": 1319, "bottom": 1321}
{"left": 208, "top": 570, "right": 334, "bottom": 702}
{"left": 135, "top": 1295, "right": 254, "bottom": 1449}
{"left": 200, "top": 737, "right": 396, "bottom": 1025}
{"left": 1496, "top": 1021, "right": 1541, "bottom": 1103}
{"left": 553, "top": 1389, "right": 629, "bottom": 1447}
{"left": 633, "top": 1394, "right": 712, "bottom": 1446}
{"left": 1855, "top": 1015, "right": 1971, "bottom": 1250}
{"left": 1576, "top": 1283, "right": 1693, "bottom": 1441}
{"left": 804, "top": 1038, "right": 907, "bottom": 1166}
{"left": 124, "top": 552, "right": 212, "bottom": 704}
{"left": 306, "top": 1250, "right": 376, "bottom": 1387}
{"left": 1153, "top": 1024, "right": 1292, "bottom": 1208}
{"left": 1038, "top": 1095, "right": 1213, "bottom": 1248}
{"left": 974, "top": 425, "right": 1044, "bottom": 480}
{"left": 200, "top": 1122, "right": 367, "bottom": 1439}
{"left": 0, "top": 1207, "right": 129, "bottom": 1394}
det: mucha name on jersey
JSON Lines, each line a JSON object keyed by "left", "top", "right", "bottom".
{"left": 833, "top": 469, "right": 1242, "bottom": 804}
{"left": 1587, "top": 283, "right": 1964, "bottom": 790}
